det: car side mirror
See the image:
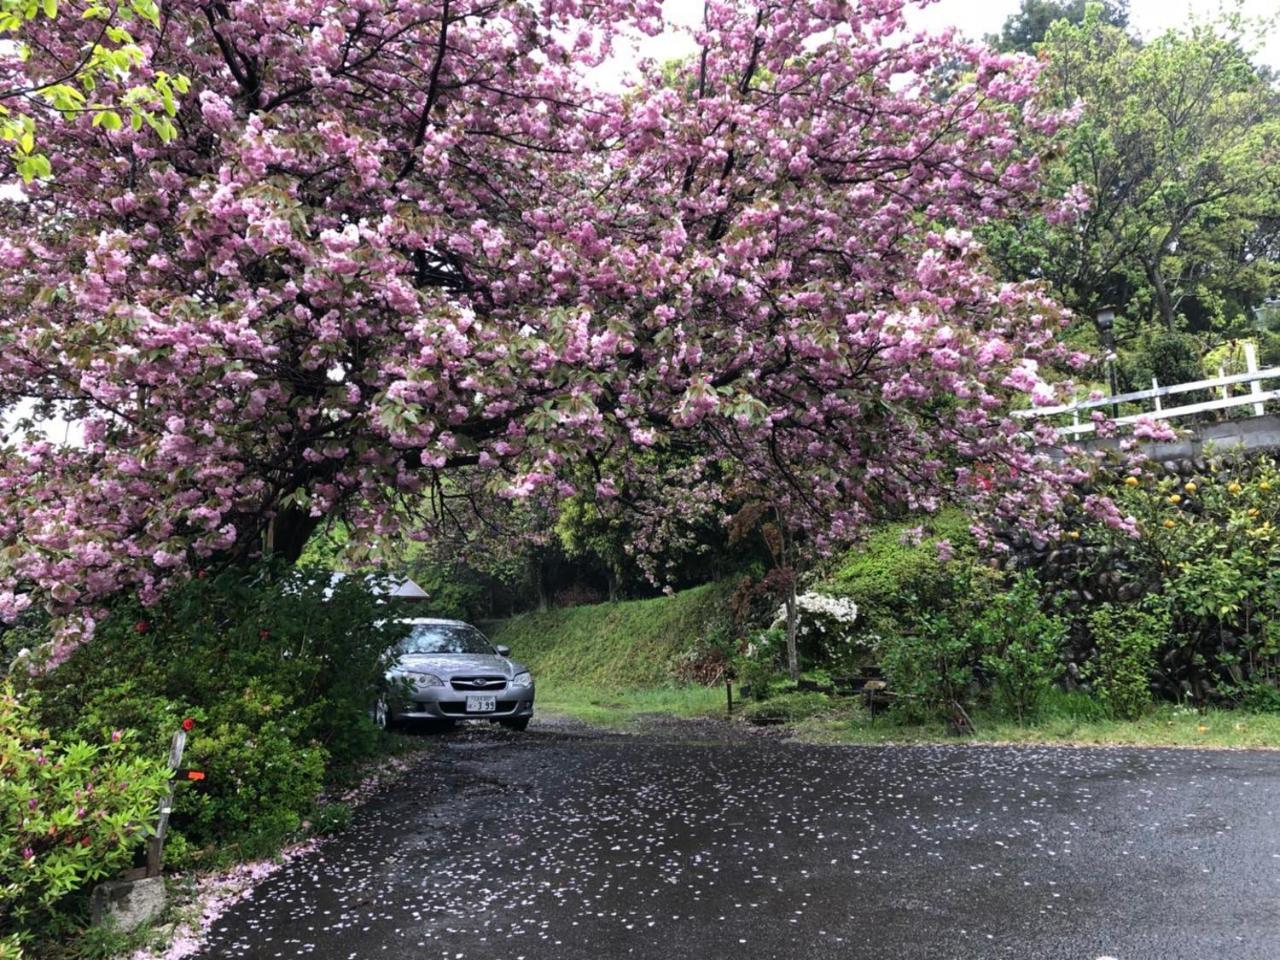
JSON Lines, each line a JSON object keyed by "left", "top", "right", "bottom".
{"left": 495, "top": 645, "right": 511, "bottom": 657}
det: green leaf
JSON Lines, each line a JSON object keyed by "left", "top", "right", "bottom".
{"left": 92, "top": 110, "right": 122, "bottom": 131}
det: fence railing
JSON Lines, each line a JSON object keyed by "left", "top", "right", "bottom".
{"left": 1013, "top": 342, "right": 1280, "bottom": 438}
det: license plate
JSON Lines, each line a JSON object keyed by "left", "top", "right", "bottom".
{"left": 465, "top": 695, "right": 496, "bottom": 713}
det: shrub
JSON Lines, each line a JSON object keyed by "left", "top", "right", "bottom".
{"left": 1232, "top": 681, "right": 1280, "bottom": 714}
{"left": 1117, "top": 329, "right": 1201, "bottom": 395}
{"left": 673, "top": 623, "right": 739, "bottom": 685}
{"left": 0, "top": 683, "right": 169, "bottom": 951}
{"left": 735, "top": 648, "right": 783, "bottom": 702}
{"left": 878, "top": 610, "right": 976, "bottom": 724}
{"left": 768, "top": 592, "right": 867, "bottom": 673}
{"left": 1087, "top": 601, "right": 1170, "bottom": 719}
{"left": 23, "top": 562, "right": 396, "bottom": 869}
{"left": 174, "top": 687, "right": 328, "bottom": 864}
{"left": 970, "top": 574, "right": 1068, "bottom": 724}
{"left": 823, "top": 510, "right": 976, "bottom": 642}
{"left": 866, "top": 557, "right": 996, "bottom": 724}
{"left": 1071, "top": 453, "right": 1280, "bottom": 697}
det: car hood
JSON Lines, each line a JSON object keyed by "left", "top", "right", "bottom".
{"left": 390, "top": 653, "right": 528, "bottom": 677}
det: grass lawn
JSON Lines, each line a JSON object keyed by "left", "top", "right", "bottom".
{"left": 790, "top": 699, "right": 1280, "bottom": 749}
{"left": 540, "top": 683, "right": 1280, "bottom": 749}
{"left": 536, "top": 682, "right": 729, "bottom": 727}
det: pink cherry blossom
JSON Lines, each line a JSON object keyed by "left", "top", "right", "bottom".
{"left": 0, "top": 0, "right": 1118, "bottom": 644}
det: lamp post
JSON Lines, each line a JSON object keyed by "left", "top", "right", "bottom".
{"left": 1096, "top": 307, "right": 1119, "bottom": 419}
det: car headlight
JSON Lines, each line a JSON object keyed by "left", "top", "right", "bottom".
{"left": 389, "top": 670, "right": 444, "bottom": 688}
{"left": 510, "top": 671, "right": 533, "bottom": 688}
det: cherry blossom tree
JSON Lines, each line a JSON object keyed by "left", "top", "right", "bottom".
{"left": 0, "top": 0, "right": 1107, "bottom": 656}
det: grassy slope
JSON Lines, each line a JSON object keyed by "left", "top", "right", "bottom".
{"left": 486, "top": 582, "right": 732, "bottom": 724}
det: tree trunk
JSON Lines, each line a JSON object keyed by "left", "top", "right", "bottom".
{"left": 606, "top": 568, "right": 619, "bottom": 603}
{"left": 265, "top": 504, "right": 321, "bottom": 563}
{"left": 1144, "top": 257, "right": 1176, "bottom": 331}
{"left": 531, "top": 556, "right": 548, "bottom": 612}
{"left": 784, "top": 577, "right": 800, "bottom": 682}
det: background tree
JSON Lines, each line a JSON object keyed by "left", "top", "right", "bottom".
{"left": 985, "top": 8, "right": 1280, "bottom": 346}
{"left": 988, "top": 0, "right": 1129, "bottom": 53}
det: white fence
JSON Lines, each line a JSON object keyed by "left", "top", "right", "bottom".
{"left": 1013, "top": 342, "right": 1280, "bottom": 438}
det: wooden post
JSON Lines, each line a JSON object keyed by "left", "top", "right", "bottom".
{"left": 1219, "top": 365, "right": 1229, "bottom": 402}
{"left": 145, "top": 729, "right": 187, "bottom": 878}
{"left": 1151, "top": 376, "right": 1162, "bottom": 414}
{"left": 725, "top": 676, "right": 733, "bottom": 717}
{"left": 1245, "top": 342, "right": 1265, "bottom": 417}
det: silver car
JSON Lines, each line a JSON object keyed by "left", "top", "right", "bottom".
{"left": 373, "top": 618, "right": 534, "bottom": 731}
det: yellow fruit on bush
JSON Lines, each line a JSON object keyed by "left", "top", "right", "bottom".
{"left": 1067, "top": 530, "right": 1080, "bottom": 540}
{"left": 1163, "top": 519, "right": 1176, "bottom": 529}
{"left": 1167, "top": 494, "right": 1182, "bottom": 505}
{"left": 1261, "top": 481, "right": 1273, "bottom": 492}
{"left": 1228, "top": 482, "right": 1243, "bottom": 495}
{"left": 1248, "top": 508, "right": 1260, "bottom": 518}
{"left": 1123, "top": 476, "right": 1139, "bottom": 487}
{"left": 1184, "top": 482, "right": 1197, "bottom": 493}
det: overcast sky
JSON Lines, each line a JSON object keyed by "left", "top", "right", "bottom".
{"left": 620, "top": 0, "right": 1280, "bottom": 76}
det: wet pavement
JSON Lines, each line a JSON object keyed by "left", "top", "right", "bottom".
{"left": 197, "top": 718, "right": 1280, "bottom": 960}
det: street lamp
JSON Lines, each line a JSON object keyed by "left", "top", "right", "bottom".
{"left": 1095, "top": 307, "right": 1119, "bottom": 419}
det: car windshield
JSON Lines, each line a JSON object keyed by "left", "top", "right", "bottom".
{"left": 394, "top": 622, "right": 494, "bottom": 655}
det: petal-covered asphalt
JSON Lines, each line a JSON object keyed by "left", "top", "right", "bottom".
{"left": 197, "top": 719, "right": 1280, "bottom": 960}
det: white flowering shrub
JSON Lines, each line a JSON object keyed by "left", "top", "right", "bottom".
{"left": 762, "top": 592, "right": 867, "bottom": 671}
{"left": 772, "top": 592, "right": 860, "bottom": 631}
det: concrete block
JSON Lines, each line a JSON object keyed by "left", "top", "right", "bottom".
{"left": 90, "top": 875, "right": 166, "bottom": 932}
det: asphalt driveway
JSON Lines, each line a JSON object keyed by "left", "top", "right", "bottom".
{"left": 196, "top": 719, "right": 1280, "bottom": 960}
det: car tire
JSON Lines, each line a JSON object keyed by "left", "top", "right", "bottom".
{"left": 500, "top": 717, "right": 530, "bottom": 732}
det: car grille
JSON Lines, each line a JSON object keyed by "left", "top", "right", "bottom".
{"left": 449, "top": 675, "right": 507, "bottom": 691}
{"left": 439, "top": 699, "right": 522, "bottom": 715}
